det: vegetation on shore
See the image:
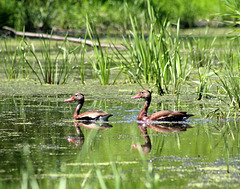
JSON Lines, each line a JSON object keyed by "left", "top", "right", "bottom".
{"left": 0, "top": 0, "right": 229, "bottom": 35}
{"left": 1, "top": 0, "right": 240, "bottom": 112}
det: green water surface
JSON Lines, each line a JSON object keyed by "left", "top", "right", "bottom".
{"left": 0, "top": 84, "right": 239, "bottom": 188}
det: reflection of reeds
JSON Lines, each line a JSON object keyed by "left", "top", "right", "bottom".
{"left": 21, "top": 146, "right": 40, "bottom": 189}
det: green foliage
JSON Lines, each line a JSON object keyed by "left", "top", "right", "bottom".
{"left": 0, "top": 0, "right": 227, "bottom": 33}
{"left": 0, "top": 0, "right": 15, "bottom": 27}
{"left": 0, "top": 0, "right": 56, "bottom": 32}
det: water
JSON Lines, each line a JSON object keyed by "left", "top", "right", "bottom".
{"left": 0, "top": 92, "right": 239, "bottom": 188}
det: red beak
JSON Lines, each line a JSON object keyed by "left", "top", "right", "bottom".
{"left": 132, "top": 144, "right": 140, "bottom": 149}
{"left": 65, "top": 96, "right": 74, "bottom": 102}
{"left": 131, "top": 94, "right": 141, "bottom": 99}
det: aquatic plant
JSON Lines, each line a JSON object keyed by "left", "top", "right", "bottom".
{"left": 215, "top": 62, "right": 240, "bottom": 109}
{"left": 212, "top": 0, "right": 240, "bottom": 109}
{"left": 79, "top": 38, "right": 87, "bottom": 85}
{"left": 2, "top": 38, "right": 29, "bottom": 80}
{"left": 186, "top": 29, "right": 219, "bottom": 100}
{"left": 70, "top": 40, "right": 87, "bottom": 85}
{"left": 3, "top": 39, "right": 20, "bottom": 80}
{"left": 115, "top": 0, "right": 191, "bottom": 95}
{"left": 193, "top": 50, "right": 216, "bottom": 100}
{"left": 22, "top": 36, "right": 72, "bottom": 84}
{"left": 86, "top": 18, "right": 120, "bottom": 85}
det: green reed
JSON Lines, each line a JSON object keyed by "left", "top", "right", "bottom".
{"left": 2, "top": 38, "right": 29, "bottom": 80}
{"left": 215, "top": 62, "right": 240, "bottom": 109}
{"left": 22, "top": 37, "right": 72, "bottom": 84}
{"left": 3, "top": 39, "right": 19, "bottom": 79}
{"left": 115, "top": 0, "right": 191, "bottom": 95}
{"left": 186, "top": 31, "right": 218, "bottom": 100}
{"left": 69, "top": 40, "right": 87, "bottom": 85}
{"left": 86, "top": 18, "right": 114, "bottom": 85}
{"left": 212, "top": 1, "right": 240, "bottom": 110}
{"left": 194, "top": 57, "right": 215, "bottom": 100}
{"left": 79, "top": 36, "right": 87, "bottom": 85}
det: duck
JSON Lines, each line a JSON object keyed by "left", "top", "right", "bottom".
{"left": 65, "top": 93, "right": 112, "bottom": 121}
{"left": 132, "top": 90, "right": 193, "bottom": 122}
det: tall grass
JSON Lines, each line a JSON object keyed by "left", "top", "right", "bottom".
{"left": 22, "top": 37, "right": 72, "bottom": 84}
{"left": 2, "top": 38, "right": 29, "bottom": 80}
{"left": 115, "top": 0, "right": 191, "bottom": 95}
{"left": 79, "top": 37, "right": 87, "bottom": 85}
{"left": 215, "top": 0, "right": 240, "bottom": 109}
{"left": 215, "top": 62, "right": 240, "bottom": 109}
{"left": 86, "top": 18, "right": 121, "bottom": 85}
{"left": 188, "top": 34, "right": 217, "bottom": 100}
{"left": 70, "top": 39, "right": 87, "bottom": 85}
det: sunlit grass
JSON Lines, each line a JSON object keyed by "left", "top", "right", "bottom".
{"left": 2, "top": 37, "right": 29, "bottom": 80}
{"left": 115, "top": 1, "right": 191, "bottom": 95}
{"left": 22, "top": 36, "right": 73, "bottom": 85}
{"left": 86, "top": 18, "right": 121, "bottom": 85}
{"left": 215, "top": 63, "right": 240, "bottom": 110}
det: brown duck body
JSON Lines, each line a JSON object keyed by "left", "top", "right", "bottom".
{"left": 132, "top": 90, "right": 193, "bottom": 122}
{"left": 65, "top": 93, "right": 112, "bottom": 121}
{"left": 73, "top": 110, "right": 112, "bottom": 121}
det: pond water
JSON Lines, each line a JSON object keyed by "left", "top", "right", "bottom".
{"left": 0, "top": 90, "right": 239, "bottom": 188}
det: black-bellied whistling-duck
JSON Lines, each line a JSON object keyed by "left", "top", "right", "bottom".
{"left": 132, "top": 90, "right": 193, "bottom": 122}
{"left": 65, "top": 93, "right": 112, "bottom": 121}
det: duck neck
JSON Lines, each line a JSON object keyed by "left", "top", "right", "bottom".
{"left": 138, "top": 97, "right": 151, "bottom": 120}
{"left": 73, "top": 99, "right": 84, "bottom": 119}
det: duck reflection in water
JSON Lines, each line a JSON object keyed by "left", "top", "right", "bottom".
{"left": 66, "top": 121, "right": 113, "bottom": 148}
{"left": 132, "top": 122, "right": 192, "bottom": 154}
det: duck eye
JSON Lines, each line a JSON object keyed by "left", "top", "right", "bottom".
{"left": 75, "top": 94, "right": 78, "bottom": 97}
